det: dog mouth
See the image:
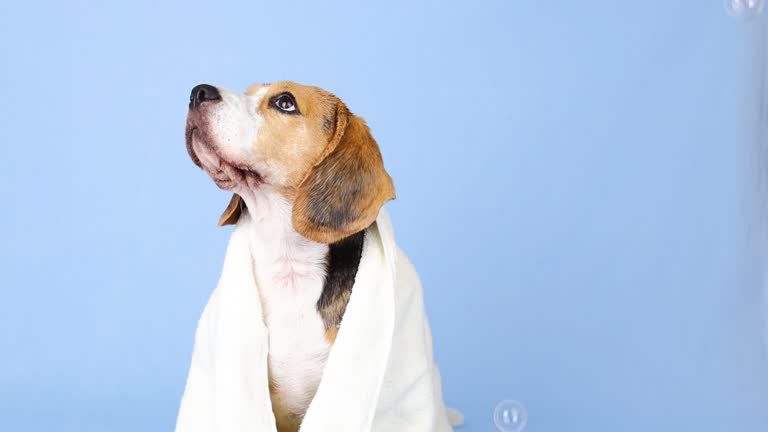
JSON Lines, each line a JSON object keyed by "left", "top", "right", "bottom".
{"left": 185, "top": 121, "right": 262, "bottom": 191}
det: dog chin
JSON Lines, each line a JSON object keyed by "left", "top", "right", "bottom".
{"left": 186, "top": 127, "right": 262, "bottom": 193}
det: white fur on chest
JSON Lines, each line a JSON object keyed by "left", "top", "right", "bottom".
{"left": 241, "top": 186, "right": 331, "bottom": 418}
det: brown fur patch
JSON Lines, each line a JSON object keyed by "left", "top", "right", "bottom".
{"left": 251, "top": 82, "right": 341, "bottom": 188}
{"left": 217, "top": 194, "right": 243, "bottom": 226}
{"left": 292, "top": 102, "right": 395, "bottom": 244}
{"left": 269, "top": 371, "right": 303, "bottom": 432}
{"left": 324, "top": 327, "right": 339, "bottom": 344}
{"left": 245, "top": 83, "right": 270, "bottom": 95}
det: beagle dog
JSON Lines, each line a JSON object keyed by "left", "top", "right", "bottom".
{"left": 185, "top": 81, "right": 395, "bottom": 431}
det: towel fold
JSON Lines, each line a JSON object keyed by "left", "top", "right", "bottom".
{"left": 175, "top": 209, "right": 458, "bottom": 431}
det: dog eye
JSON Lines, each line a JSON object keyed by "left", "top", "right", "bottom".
{"left": 272, "top": 93, "right": 298, "bottom": 113}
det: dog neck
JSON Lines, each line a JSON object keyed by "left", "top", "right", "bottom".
{"left": 238, "top": 186, "right": 330, "bottom": 294}
{"left": 236, "top": 184, "right": 366, "bottom": 341}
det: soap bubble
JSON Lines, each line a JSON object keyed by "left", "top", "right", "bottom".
{"left": 725, "top": 0, "right": 765, "bottom": 20}
{"left": 493, "top": 400, "right": 528, "bottom": 432}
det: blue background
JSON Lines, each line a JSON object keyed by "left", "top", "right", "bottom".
{"left": 1, "top": 1, "right": 767, "bottom": 431}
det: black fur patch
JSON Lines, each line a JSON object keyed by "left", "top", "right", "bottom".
{"left": 323, "top": 115, "right": 334, "bottom": 134}
{"left": 317, "top": 229, "right": 365, "bottom": 331}
{"left": 307, "top": 178, "right": 362, "bottom": 229}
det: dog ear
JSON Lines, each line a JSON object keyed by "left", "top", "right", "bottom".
{"left": 292, "top": 101, "right": 395, "bottom": 244}
{"left": 218, "top": 194, "right": 243, "bottom": 226}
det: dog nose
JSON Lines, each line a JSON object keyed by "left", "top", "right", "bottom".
{"left": 190, "top": 84, "right": 221, "bottom": 109}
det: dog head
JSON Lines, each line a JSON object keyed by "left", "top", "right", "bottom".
{"left": 185, "top": 81, "right": 395, "bottom": 244}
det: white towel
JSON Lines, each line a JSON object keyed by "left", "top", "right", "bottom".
{"left": 175, "top": 209, "right": 460, "bottom": 431}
